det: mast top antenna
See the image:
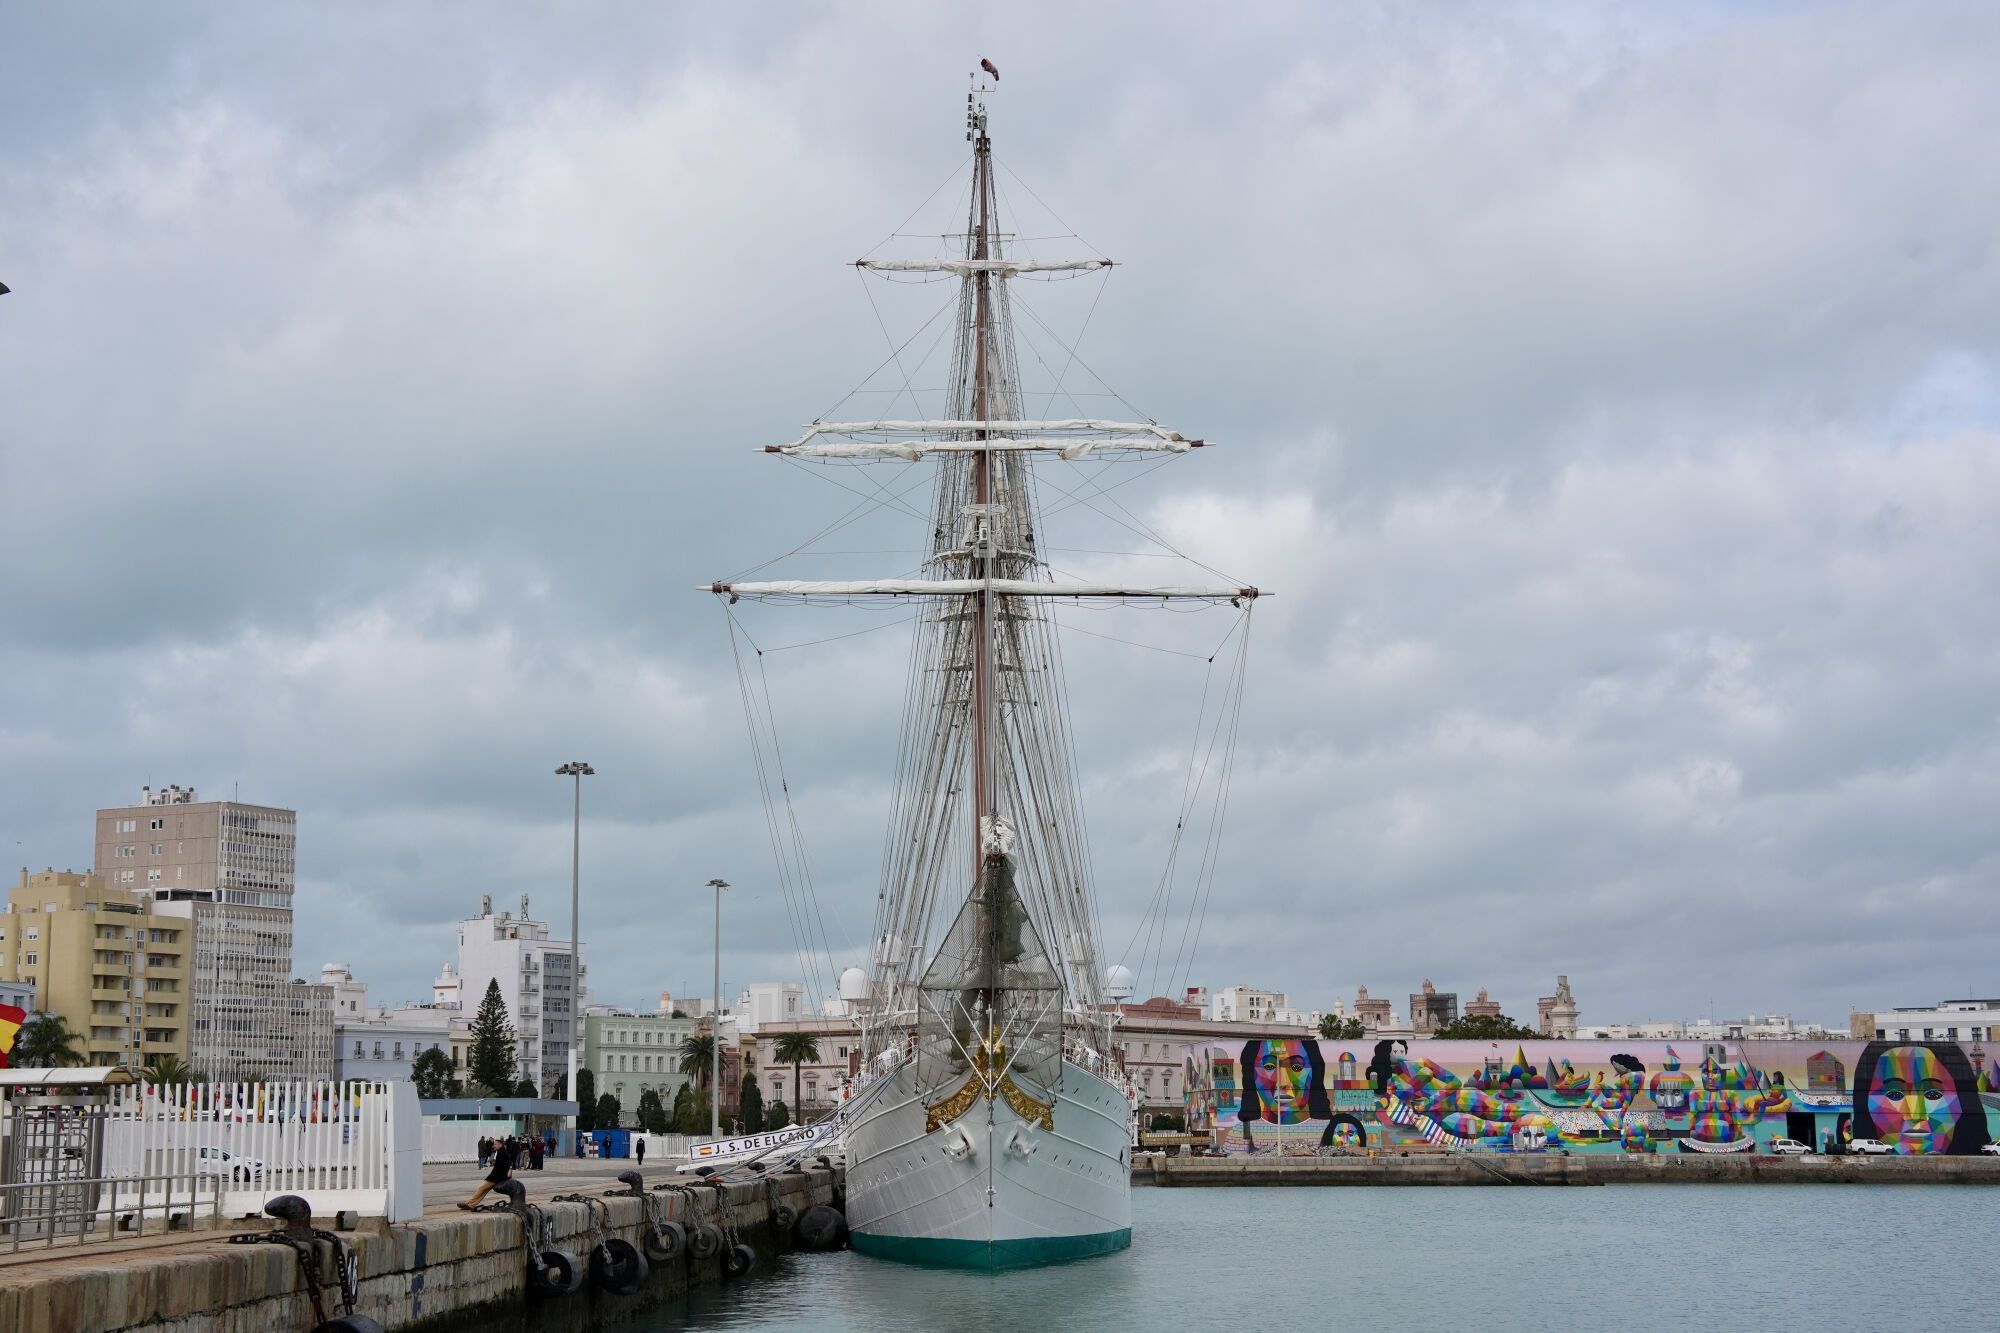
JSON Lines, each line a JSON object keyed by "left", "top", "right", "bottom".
{"left": 968, "top": 59, "right": 996, "bottom": 138}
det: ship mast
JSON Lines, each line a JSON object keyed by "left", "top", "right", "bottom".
{"left": 707, "top": 78, "right": 1261, "bottom": 1043}
{"left": 970, "top": 92, "right": 997, "bottom": 874}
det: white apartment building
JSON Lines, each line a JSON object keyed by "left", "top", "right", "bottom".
{"left": 452, "top": 894, "right": 586, "bottom": 1097}
{"left": 1575, "top": 1014, "right": 1839, "bottom": 1042}
{"left": 322, "top": 963, "right": 460, "bottom": 1083}
{"left": 1209, "top": 986, "right": 1286, "bottom": 1024}
{"left": 1856, "top": 998, "right": 2000, "bottom": 1044}
{"left": 98, "top": 785, "right": 332, "bottom": 1079}
{"left": 734, "top": 981, "right": 805, "bottom": 1033}
{"left": 1208, "top": 986, "right": 1319, "bottom": 1029}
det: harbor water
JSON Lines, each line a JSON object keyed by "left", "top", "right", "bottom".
{"left": 489, "top": 1183, "right": 1996, "bottom": 1332}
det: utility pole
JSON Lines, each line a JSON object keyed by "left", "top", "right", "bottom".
{"left": 707, "top": 879, "right": 731, "bottom": 1138}
{"left": 555, "top": 762, "right": 594, "bottom": 1130}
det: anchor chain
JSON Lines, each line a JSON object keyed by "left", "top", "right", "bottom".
{"left": 227, "top": 1226, "right": 357, "bottom": 1326}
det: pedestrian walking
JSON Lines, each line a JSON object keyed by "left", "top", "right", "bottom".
{"left": 459, "top": 1134, "right": 517, "bottom": 1209}
{"left": 635, "top": 1137, "right": 646, "bottom": 1166}
{"left": 477, "top": 1135, "right": 491, "bottom": 1169}
{"left": 528, "top": 1134, "right": 545, "bottom": 1170}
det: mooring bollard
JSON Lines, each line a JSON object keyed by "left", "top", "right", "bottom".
{"left": 224, "top": 1194, "right": 381, "bottom": 1331}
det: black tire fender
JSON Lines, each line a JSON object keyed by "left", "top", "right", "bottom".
{"left": 643, "top": 1219, "right": 686, "bottom": 1261}
{"left": 589, "top": 1237, "right": 649, "bottom": 1295}
{"left": 724, "top": 1242, "right": 755, "bottom": 1278}
{"left": 528, "top": 1247, "right": 583, "bottom": 1296}
{"left": 793, "top": 1204, "right": 848, "bottom": 1251}
{"left": 688, "top": 1222, "right": 724, "bottom": 1261}
{"left": 771, "top": 1202, "right": 798, "bottom": 1232}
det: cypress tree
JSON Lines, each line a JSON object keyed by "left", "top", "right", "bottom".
{"left": 740, "top": 1074, "right": 765, "bottom": 1133}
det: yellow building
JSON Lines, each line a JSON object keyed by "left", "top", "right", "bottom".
{"left": 0, "top": 869, "right": 191, "bottom": 1068}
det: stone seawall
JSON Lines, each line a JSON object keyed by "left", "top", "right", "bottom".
{"left": 1135, "top": 1154, "right": 2000, "bottom": 1186}
{"left": 0, "top": 1167, "right": 839, "bottom": 1333}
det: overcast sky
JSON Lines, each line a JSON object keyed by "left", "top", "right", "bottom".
{"left": 4, "top": 2, "right": 1997, "bottom": 1029}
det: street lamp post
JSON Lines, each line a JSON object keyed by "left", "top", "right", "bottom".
{"left": 706, "top": 878, "right": 730, "bottom": 1139}
{"left": 555, "top": 762, "right": 594, "bottom": 1129}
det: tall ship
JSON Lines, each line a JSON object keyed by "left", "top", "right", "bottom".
{"left": 707, "top": 72, "right": 1261, "bottom": 1268}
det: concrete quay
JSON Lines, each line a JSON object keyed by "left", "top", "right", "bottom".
{"left": 1134, "top": 1153, "right": 2000, "bottom": 1186}
{"left": 0, "top": 1160, "right": 840, "bottom": 1333}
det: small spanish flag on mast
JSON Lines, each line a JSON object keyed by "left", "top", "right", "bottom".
{"left": 0, "top": 1004, "right": 27, "bottom": 1068}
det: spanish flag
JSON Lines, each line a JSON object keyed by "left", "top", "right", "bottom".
{"left": 0, "top": 1005, "right": 26, "bottom": 1068}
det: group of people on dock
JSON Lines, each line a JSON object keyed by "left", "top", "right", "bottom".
{"left": 460, "top": 1134, "right": 547, "bottom": 1209}
{"left": 458, "top": 1130, "right": 649, "bottom": 1209}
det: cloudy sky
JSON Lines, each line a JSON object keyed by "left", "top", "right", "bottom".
{"left": 4, "top": 2, "right": 1997, "bottom": 1029}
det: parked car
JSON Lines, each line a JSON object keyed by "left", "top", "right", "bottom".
{"left": 1768, "top": 1138, "right": 1811, "bottom": 1155}
{"left": 1847, "top": 1138, "right": 1897, "bottom": 1155}
{"left": 193, "top": 1145, "right": 265, "bottom": 1180}
{"left": 1981, "top": 1142, "right": 2000, "bottom": 1156}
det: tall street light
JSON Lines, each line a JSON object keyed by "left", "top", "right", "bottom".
{"left": 555, "top": 762, "right": 594, "bottom": 1125}
{"left": 706, "top": 878, "right": 730, "bottom": 1139}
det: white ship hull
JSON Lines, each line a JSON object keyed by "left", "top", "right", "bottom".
{"left": 844, "top": 1058, "right": 1133, "bottom": 1268}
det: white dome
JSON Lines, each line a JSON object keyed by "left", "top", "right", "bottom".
{"left": 1104, "top": 965, "right": 1136, "bottom": 999}
{"left": 838, "top": 966, "right": 870, "bottom": 1001}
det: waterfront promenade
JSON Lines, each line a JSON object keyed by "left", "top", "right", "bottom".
{"left": 0, "top": 1159, "right": 837, "bottom": 1333}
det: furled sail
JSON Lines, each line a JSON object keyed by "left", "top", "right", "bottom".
{"left": 855, "top": 258, "right": 1112, "bottom": 276}
{"left": 707, "top": 579, "right": 1261, "bottom": 602}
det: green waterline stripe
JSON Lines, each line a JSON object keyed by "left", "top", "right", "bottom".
{"left": 851, "top": 1227, "right": 1132, "bottom": 1270}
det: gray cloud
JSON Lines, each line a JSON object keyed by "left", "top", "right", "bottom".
{"left": 4, "top": 2, "right": 1998, "bottom": 1027}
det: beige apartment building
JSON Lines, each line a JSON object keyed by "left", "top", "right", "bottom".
{"left": 94, "top": 785, "right": 330, "bottom": 1080}
{"left": 0, "top": 869, "right": 191, "bottom": 1068}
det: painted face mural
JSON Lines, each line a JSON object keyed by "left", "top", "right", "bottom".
{"left": 1864, "top": 1046, "right": 1960, "bottom": 1154}
{"left": 1189, "top": 1038, "right": 1999, "bottom": 1158}
{"left": 1250, "top": 1040, "right": 1312, "bottom": 1125}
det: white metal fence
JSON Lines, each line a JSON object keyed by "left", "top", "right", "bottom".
{"left": 102, "top": 1080, "right": 422, "bottom": 1220}
{"left": 422, "top": 1119, "right": 516, "bottom": 1163}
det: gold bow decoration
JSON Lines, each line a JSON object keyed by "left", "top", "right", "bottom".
{"left": 926, "top": 1035, "right": 1055, "bottom": 1133}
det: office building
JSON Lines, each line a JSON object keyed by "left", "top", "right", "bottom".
{"left": 95, "top": 785, "right": 330, "bottom": 1079}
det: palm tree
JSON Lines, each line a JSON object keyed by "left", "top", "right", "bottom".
{"left": 14, "top": 1014, "right": 84, "bottom": 1068}
{"left": 773, "top": 1032, "right": 820, "bottom": 1113}
{"left": 142, "top": 1053, "right": 194, "bottom": 1084}
{"left": 679, "top": 1034, "right": 717, "bottom": 1089}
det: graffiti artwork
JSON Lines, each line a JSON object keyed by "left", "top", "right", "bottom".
{"left": 1181, "top": 1037, "right": 2000, "bottom": 1156}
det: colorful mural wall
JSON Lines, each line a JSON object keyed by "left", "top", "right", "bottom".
{"left": 1182, "top": 1038, "right": 2000, "bottom": 1156}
